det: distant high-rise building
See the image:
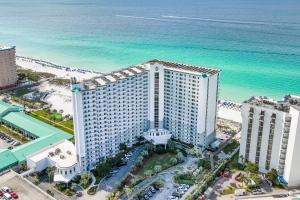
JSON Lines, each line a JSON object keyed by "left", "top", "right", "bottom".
{"left": 239, "top": 95, "right": 300, "bottom": 187}
{"left": 0, "top": 46, "right": 17, "bottom": 89}
{"left": 72, "top": 60, "right": 220, "bottom": 171}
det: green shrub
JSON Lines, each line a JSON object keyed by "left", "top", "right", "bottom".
{"left": 87, "top": 186, "right": 97, "bottom": 195}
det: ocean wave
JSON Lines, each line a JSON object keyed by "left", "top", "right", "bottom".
{"left": 162, "top": 15, "right": 300, "bottom": 27}
{"left": 116, "top": 15, "right": 172, "bottom": 22}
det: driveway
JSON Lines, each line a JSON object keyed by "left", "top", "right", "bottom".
{"left": 99, "top": 146, "right": 145, "bottom": 192}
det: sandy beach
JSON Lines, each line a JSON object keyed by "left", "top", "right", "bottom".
{"left": 16, "top": 56, "right": 102, "bottom": 116}
{"left": 16, "top": 56, "right": 102, "bottom": 81}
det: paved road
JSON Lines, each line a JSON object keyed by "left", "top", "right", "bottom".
{"left": 99, "top": 146, "right": 144, "bottom": 192}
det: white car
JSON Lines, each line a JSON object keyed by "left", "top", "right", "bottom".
{"left": 168, "top": 196, "right": 178, "bottom": 200}
{"left": 1, "top": 187, "right": 11, "bottom": 193}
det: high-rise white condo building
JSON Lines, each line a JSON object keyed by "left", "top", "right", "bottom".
{"left": 72, "top": 60, "right": 220, "bottom": 171}
{"left": 239, "top": 95, "right": 300, "bottom": 187}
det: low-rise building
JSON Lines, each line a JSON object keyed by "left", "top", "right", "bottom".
{"left": 27, "top": 140, "right": 80, "bottom": 183}
{"left": 239, "top": 95, "right": 300, "bottom": 187}
{"left": 0, "top": 101, "right": 77, "bottom": 182}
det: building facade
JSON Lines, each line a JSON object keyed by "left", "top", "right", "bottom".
{"left": 239, "top": 95, "right": 300, "bottom": 187}
{"left": 72, "top": 60, "right": 220, "bottom": 171}
{"left": 0, "top": 46, "right": 17, "bottom": 89}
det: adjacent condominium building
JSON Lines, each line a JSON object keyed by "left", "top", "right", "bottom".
{"left": 239, "top": 95, "right": 300, "bottom": 187}
{"left": 0, "top": 46, "right": 17, "bottom": 89}
{"left": 72, "top": 60, "right": 220, "bottom": 171}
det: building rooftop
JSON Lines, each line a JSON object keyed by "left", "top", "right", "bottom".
{"left": 80, "top": 60, "right": 220, "bottom": 89}
{"left": 147, "top": 59, "right": 220, "bottom": 75}
{"left": 244, "top": 95, "right": 300, "bottom": 112}
{"left": 0, "top": 45, "right": 15, "bottom": 51}
{"left": 28, "top": 140, "right": 77, "bottom": 169}
{"left": 0, "top": 101, "right": 72, "bottom": 170}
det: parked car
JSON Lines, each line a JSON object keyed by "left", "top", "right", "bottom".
{"left": 3, "top": 193, "right": 12, "bottom": 200}
{"left": 10, "top": 192, "right": 18, "bottom": 199}
{"left": 76, "top": 191, "right": 82, "bottom": 197}
{"left": 1, "top": 187, "right": 11, "bottom": 193}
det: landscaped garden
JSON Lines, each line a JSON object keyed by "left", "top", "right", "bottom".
{"left": 28, "top": 109, "right": 74, "bottom": 135}
{"left": 174, "top": 172, "right": 196, "bottom": 185}
{"left": 119, "top": 140, "right": 185, "bottom": 197}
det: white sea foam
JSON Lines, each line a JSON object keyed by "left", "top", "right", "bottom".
{"left": 116, "top": 14, "right": 172, "bottom": 22}
{"left": 161, "top": 15, "right": 293, "bottom": 26}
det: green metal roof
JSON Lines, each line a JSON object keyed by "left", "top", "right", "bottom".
{"left": 0, "top": 149, "right": 18, "bottom": 170}
{"left": 0, "top": 101, "right": 73, "bottom": 171}
{"left": 2, "top": 112, "right": 68, "bottom": 138}
{"left": 12, "top": 133, "right": 71, "bottom": 163}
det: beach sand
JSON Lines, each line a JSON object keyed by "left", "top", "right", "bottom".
{"left": 17, "top": 56, "right": 101, "bottom": 116}
{"left": 218, "top": 106, "right": 242, "bottom": 123}
{"left": 16, "top": 57, "right": 101, "bottom": 81}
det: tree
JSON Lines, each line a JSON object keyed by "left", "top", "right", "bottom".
{"left": 154, "top": 165, "right": 162, "bottom": 174}
{"left": 144, "top": 170, "right": 153, "bottom": 178}
{"left": 124, "top": 187, "right": 132, "bottom": 196}
{"left": 251, "top": 174, "right": 262, "bottom": 185}
{"left": 141, "top": 150, "right": 149, "bottom": 158}
{"left": 240, "top": 175, "right": 248, "bottom": 187}
{"left": 186, "top": 194, "right": 192, "bottom": 200}
{"left": 119, "top": 143, "right": 127, "bottom": 151}
{"left": 245, "top": 162, "right": 258, "bottom": 176}
{"left": 81, "top": 172, "right": 91, "bottom": 187}
{"left": 136, "top": 136, "right": 145, "bottom": 144}
{"left": 137, "top": 156, "right": 144, "bottom": 167}
{"left": 167, "top": 140, "right": 176, "bottom": 152}
{"left": 170, "top": 157, "right": 178, "bottom": 165}
{"left": 108, "top": 192, "right": 120, "bottom": 200}
{"left": 266, "top": 168, "right": 278, "bottom": 185}
{"left": 176, "top": 151, "right": 184, "bottom": 162}
{"left": 47, "top": 166, "right": 55, "bottom": 183}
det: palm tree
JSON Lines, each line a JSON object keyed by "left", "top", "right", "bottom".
{"left": 47, "top": 166, "right": 55, "bottom": 183}
{"left": 170, "top": 157, "right": 178, "bottom": 165}
{"left": 154, "top": 165, "right": 162, "bottom": 174}
{"left": 239, "top": 155, "right": 245, "bottom": 164}
{"left": 167, "top": 139, "right": 176, "bottom": 152}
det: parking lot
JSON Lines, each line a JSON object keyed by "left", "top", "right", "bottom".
{"left": 0, "top": 170, "right": 54, "bottom": 200}
{"left": 0, "top": 132, "right": 21, "bottom": 149}
{"left": 133, "top": 155, "right": 198, "bottom": 200}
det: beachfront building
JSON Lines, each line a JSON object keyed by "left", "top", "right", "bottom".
{"left": 72, "top": 60, "right": 220, "bottom": 171}
{"left": 239, "top": 95, "right": 300, "bottom": 187}
{"left": 0, "top": 46, "right": 17, "bottom": 89}
{"left": 0, "top": 101, "right": 79, "bottom": 183}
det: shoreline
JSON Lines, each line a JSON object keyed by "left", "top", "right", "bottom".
{"left": 16, "top": 55, "right": 102, "bottom": 81}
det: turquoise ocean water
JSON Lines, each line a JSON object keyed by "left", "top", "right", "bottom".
{"left": 0, "top": 0, "right": 300, "bottom": 102}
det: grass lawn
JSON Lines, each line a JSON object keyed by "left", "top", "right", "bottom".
{"left": 174, "top": 173, "right": 196, "bottom": 186}
{"left": 59, "top": 119, "right": 73, "bottom": 129}
{"left": 135, "top": 153, "right": 176, "bottom": 177}
{"left": 29, "top": 111, "right": 74, "bottom": 135}
{"left": 0, "top": 125, "right": 30, "bottom": 143}
{"left": 223, "top": 140, "right": 239, "bottom": 154}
